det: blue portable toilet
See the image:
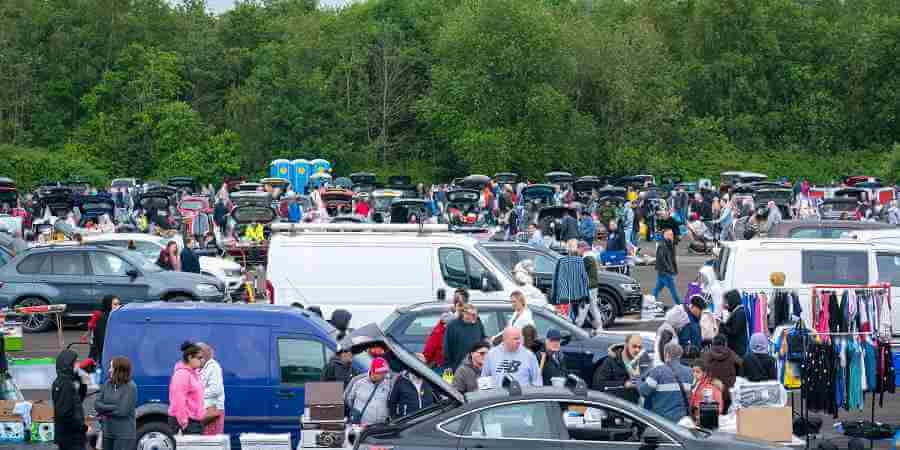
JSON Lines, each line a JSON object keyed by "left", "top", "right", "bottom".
{"left": 271, "top": 159, "right": 291, "bottom": 179}
{"left": 292, "top": 159, "right": 311, "bottom": 194}
{"left": 310, "top": 159, "right": 331, "bottom": 178}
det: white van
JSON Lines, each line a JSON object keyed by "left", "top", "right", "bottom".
{"left": 714, "top": 239, "right": 899, "bottom": 336}
{"left": 266, "top": 223, "right": 548, "bottom": 327}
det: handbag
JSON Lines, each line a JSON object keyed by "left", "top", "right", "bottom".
{"left": 349, "top": 382, "right": 380, "bottom": 425}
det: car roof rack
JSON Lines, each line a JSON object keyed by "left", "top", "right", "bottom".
{"left": 271, "top": 223, "right": 449, "bottom": 234}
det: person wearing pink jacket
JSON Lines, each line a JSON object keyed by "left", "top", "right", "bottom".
{"left": 168, "top": 342, "right": 206, "bottom": 434}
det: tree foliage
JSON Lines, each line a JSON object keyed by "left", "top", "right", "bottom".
{"left": 0, "top": 0, "right": 898, "bottom": 189}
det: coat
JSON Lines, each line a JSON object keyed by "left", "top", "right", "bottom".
{"left": 560, "top": 215, "right": 579, "bottom": 242}
{"left": 592, "top": 344, "right": 640, "bottom": 403}
{"left": 742, "top": 352, "right": 777, "bottom": 382}
{"left": 655, "top": 239, "right": 678, "bottom": 275}
{"left": 700, "top": 345, "right": 742, "bottom": 390}
{"left": 423, "top": 320, "right": 447, "bottom": 368}
{"left": 322, "top": 356, "right": 357, "bottom": 386}
{"left": 540, "top": 350, "right": 567, "bottom": 386}
{"left": 95, "top": 380, "right": 137, "bottom": 439}
{"left": 606, "top": 231, "right": 626, "bottom": 252}
{"left": 452, "top": 356, "right": 481, "bottom": 394}
{"left": 52, "top": 350, "right": 87, "bottom": 446}
{"left": 180, "top": 247, "right": 202, "bottom": 274}
{"left": 721, "top": 305, "right": 749, "bottom": 357}
{"left": 443, "top": 319, "right": 486, "bottom": 371}
{"left": 689, "top": 377, "right": 724, "bottom": 421}
{"left": 168, "top": 361, "right": 205, "bottom": 429}
{"left": 388, "top": 373, "right": 435, "bottom": 419}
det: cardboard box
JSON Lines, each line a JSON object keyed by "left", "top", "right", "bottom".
{"left": 31, "top": 402, "right": 54, "bottom": 422}
{"left": 304, "top": 382, "right": 344, "bottom": 421}
{"left": 736, "top": 407, "right": 792, "bottom": 443}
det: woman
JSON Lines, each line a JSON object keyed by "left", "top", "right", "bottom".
{"left": 89, "top": 295, "right": 121, "bottom": 364}
{"left": 53, "top": 349, "right": 87, "bottom": 450}
{"left": 689, "top": 361, "right": 724, "bottom": 422}
{"left": 521, "top": 325, "right": 543, "bottom": 355}
{"left": 168, "top": 342, "right": 206, "bottom": 435}
{"left": 95, "top": 357, "right": 137, "bottom": 450}
{"left": 509, "top": 291, "right": 534, "bottom": 330}
{"left": 156, "top": 242, "right": 180, "bottom": 271}
{"left": 720, "top": 290, "right": 749, "bottom": 356}
{"left": 742, "top": 333, "right": 777, "bottom": 382}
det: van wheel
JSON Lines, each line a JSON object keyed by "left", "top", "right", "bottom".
{"left": 137, "top": 421, "right": 175, "bottom": 450}
{"left": 596, "top": 291, "right": 619, "bottom": 328}
{"left": 17, "top": 298, "right": 53, "bottom": 333}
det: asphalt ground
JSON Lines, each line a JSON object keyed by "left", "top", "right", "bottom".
{"left": 8, "top": 240, "right": 900, "bottom": 448}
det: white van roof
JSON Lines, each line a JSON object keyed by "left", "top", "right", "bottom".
{"left": 270, "top": 227, "right": 479, "bottom": 247}
{"left": 724, "top": 238, "right": 875, "bottom": 251}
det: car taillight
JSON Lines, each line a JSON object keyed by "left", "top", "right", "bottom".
{"left": 266, "top": 279, "right": 274, "bottom": 304}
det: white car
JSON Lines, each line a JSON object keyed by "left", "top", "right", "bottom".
{"left": 82, "top": 233, "right": 244, "bottom": 296}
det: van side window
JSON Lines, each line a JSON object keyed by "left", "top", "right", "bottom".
{"left": 876, "top": 253, "right": 900, "bottom": 285}
{"left": 802, "top": 251, "right": 868, "bottom": 285}
{"left": 17, "top": 254, "right": 49, "bottom": 274}
{"left": 439, "top": 248, "right": 469, "bottom": 289}
{"left": 278, "top": 339, "right": 328, "bottom": 385}
{"left": 466, "top": 254, "right": 488, "bottom": 290}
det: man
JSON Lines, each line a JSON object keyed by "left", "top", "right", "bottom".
{"left": 720, "top": 290, "right": 749, "bottom": 356}
{"left": 559, "top": 210, "right": 579, "bottom": 243}
{"left": 180, "top": 238, "right": 201, "bottom": 274}
{"left": 621, "top": 200, "right": 636, "bottom": 249}
{"left": 453, "top": 341, "right": 490, "bottom": 393}
{"left": 53, "top": 349, "right": 88, "bottom": 450}
{"left": 443, "top": 304, "right": 486, "bottom": 371}
{"left": 481, "top": 326, "right": 541, "bottom": 387}
{"left": 574, "top": 241, "right": 603, "bottom": 330}
{"left": 346, "top": 357, "right": 392, "bottom": 426}
{"left": 578, "top": 210, "right": 596, "bottom": 246}
{"left": 322, "top": 346, "right": 357, "bottom": 385}
{"left": 196, "top": 343, "right": 225, "bottom": 435}
{"left": 687, "top": 213, "right": 712, "bottom": 253}
{"left": 527, "top": 223, "right": 544, "bottom": 247}
{"left": 678, "top": 296, "right": 703, "bottom": 356}
{"left": 652, "top": 229, "right": 681, "bottom": 305}
{"left": 888, "top": 200, "right": 900, "bottom": 225}
{"left": 638, "top": 342, "right": 693, "bottom": 423}
{"left": 593, "top": 334, "right": 643, "bottom": 403}
{"left": 540, "top": 329, "right": 567, "bottom": 385}
{"left": 605, "top": 219, "right": 626, "bottom": 252}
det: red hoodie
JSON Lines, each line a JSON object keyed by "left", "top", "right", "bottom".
{"left": 423, "top": 321, "right": 447, "bottom": 367}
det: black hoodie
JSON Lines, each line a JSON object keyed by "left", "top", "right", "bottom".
{"left": 52, "top": 350, "right": 87, "bottom": 446}
{"left": 721, "top": 291, "right": 748, "bottom": 357}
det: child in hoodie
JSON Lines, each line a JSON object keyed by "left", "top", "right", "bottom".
{"left": 168, "top": 342, "right": 206, "bottom": 434}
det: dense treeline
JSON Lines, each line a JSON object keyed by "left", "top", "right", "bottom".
{"left": 1, "top": 0, "right": 898, "bottom": 188}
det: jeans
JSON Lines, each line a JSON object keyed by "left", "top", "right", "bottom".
{"left": 652, "top": 273, "right": 681, "bottom": 305}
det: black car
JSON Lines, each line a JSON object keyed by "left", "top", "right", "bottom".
{"left": 480, "top": 242, "right": 642, "bottom": 326}
{"left": 0, "top": 244, "right": 227, "bottom": 332}
{"left": 346, "top": 325, "right": 779, "bottom": 450}
{"left": 381, "top": 301, "right": 653, "bottom": 386}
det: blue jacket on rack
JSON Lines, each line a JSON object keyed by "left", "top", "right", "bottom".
{"left": 550, "top": 255, "right": 590, "bottom": 305}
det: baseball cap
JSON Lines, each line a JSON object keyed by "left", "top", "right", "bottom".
{"left": 369, "top": 357, "right": 390, "bottom": 375}
{"left": 546, "top": 328, "right": 563, "bottom": 341}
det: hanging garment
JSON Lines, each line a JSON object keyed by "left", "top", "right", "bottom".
{"left": 791, "top": 292, "right": 803, "bottom": 322}
{"left": 834, "top": 338, "right": 846, "bottom": 410}
{"left": 876, "top": 342, "right": 896, "bottom": 407}
{"left": 550, "top": 255, "right": 590, "bottom": 306}
{"left": 864, "top": 341, "right": 877, "bottom": 391}
{"left": 828, "top": 292, "right": 842, "bottom": 334}
{"left": 846, "top": 341, "right": 863, "bottom": 411}
{"left": 772, "top": 291, "right": 790, "bottom": 328}
{"left": 803, "top": 342, "right": 838, "bottom": 417}
{"left": 815, "top": 292, "right": 831, "bottom": 337}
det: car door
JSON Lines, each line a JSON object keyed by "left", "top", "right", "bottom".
{"left": 271, "top": 334, "right": 332, "bottom": 435}
{"left": 88, "top": 251, "right": 150, "bottom": 305}
{"left": 451, "top": 401, "right": 563, "bottom": 450}
{"left": 557, "top": 401, "right": 680, "bottom": 450}
{"left": 46, "top": 252, "right": 94, "bottom": 314}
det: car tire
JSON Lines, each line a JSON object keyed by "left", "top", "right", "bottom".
{"left": 17, "top": 297, "right": 54, "bottom": 333}
{"left": 136, "top": 420, "right": 175, "bottom": 450}
{"left": 596, "top": 290, "right": 619, "bottom": 328}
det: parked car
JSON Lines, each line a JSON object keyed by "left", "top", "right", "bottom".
{"left": 480, "top": 242, "right": 642, "bottom": 327}
{"left": 0, "top": 245, "right": 226, "bottom": 332}
{"left": 381, "top": 301, "right": 653, "bottom": 384}
{"left": 102, "top": 302, "right": 356, "bottom": 450}
{"left": 81, "top": 233, "right": 243, "bottom": 298}
{"left": 346, "top": 324, "right": 780, "bottom": 450}
{"left": 766, "top": 220, "right": 895, "bottom": 239}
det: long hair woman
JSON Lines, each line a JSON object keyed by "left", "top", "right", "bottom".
{"left": 95, "top": 357, "right": 137, "bottom": 450}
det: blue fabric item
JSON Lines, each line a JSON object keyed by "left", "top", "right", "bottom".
{"left": 865, "top": 342, "right": 877, "bottom": 391}
{"left": 848, "top": 341, "right": 862, "bottom": 410}
{"left": 742, "top": 292, "right": 756, "bottom": 345}
{"left": 835, "top": 339, "right": 845, "bottom": 409}
{"left": 288, "top": 202, "right": 302, "bottom": 223}
{"left": 550, "top": 255, "right": 590, "bottom": 305}
{"left": 638, "top": 361, "right": 693, "bottom": 423}
{"left": 578, "top": 217, "right": 596, "bottom": 245}
{"left": 678, "top": 311, "right": 702, "bottom": 349}
{"left": 652, "top": 273, "right": 681, "bottom": 305}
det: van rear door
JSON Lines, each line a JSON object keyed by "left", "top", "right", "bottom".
{"left": 270, "top": 333, "right": 333, "bottom": 437}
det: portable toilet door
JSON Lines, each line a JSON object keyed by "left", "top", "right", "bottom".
{"left": 310, "top": 159, "right": 331, "bottom": 178}
{"left": 292, "top": 159, "right": 311, "bottom": 194}
{"left": 272, "top": 159, "right": 291, "bottom": 180}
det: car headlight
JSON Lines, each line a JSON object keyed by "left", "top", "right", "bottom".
{"left": 620, "top": 283, "right": 639, "bottom": 292}
{"left": 197, "top": 284, "right": 221, "bottom": 295}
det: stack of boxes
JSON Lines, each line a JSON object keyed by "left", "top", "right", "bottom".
{"left": 0, "top": 400, "right": 25, "bottom": 443}
{"left": 300, "top": 382, "right": 346, "bottom": 449}
{"left": 30, "top": 402, "right": 54, "bottom": 443}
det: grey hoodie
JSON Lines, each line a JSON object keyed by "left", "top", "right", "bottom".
{"left": 452, "top": 355, "right": 480, "bottom": 394}
{"left": 95, "top": 380, "right": 137, "bottom": 439}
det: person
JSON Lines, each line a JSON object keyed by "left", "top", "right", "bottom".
{"left": 156, "top": 242, "right": 178, "bottom": 270}
{"left": 481, "top": 326, "right": 541, "bottom": 387}
{"left": 346, "top": 357, "right": 392, "bottom": 426}
{"left": 127, "top": 240, "right": 137, "bottom": 251}
{"left": 328, "top": 309, "right": 352, "bottom": 341}
{"left": 638, "top": 342, "right": 693, "bottom": 423}
{"left": 197, "top": 343, "right": 225, "bottom": 435}
{"left": 452, "top": 341, "right": 489, "bottom": 394}
{"left": 652, "top": 229, "right": 681, "bottom": 305}
{"left": 539, "top": 329, "right": 567, "bottom": 386}
{"left": 689, "top": 360, "right": 724, "bottom": 422}
{"left": 606, "top": 219, "right": 626, "bottom": 252}
{"left": 592, "top": 334, "right": 643, "bottom": 403}
{"left": 323, "top": 346, "right": 357, "bottom": 385}
{"left": 53, "top": 349, "right": 88, "bottom": 450}
{"left": 521, "top": 325, "right": 542, "bottom": 355}
{"left": 527, "top": 223, "right": 544, "bottom": 247}
{"left": 713, "top": 200, "right": 733, "bottom": 241}
{"left": 559, "top": 211, "right": 579, "bottom": 242}
{"left": 90, "top": 295, "right": 121, "bottom": 364}
{"left": 686, "top": 213, "right": 712, "bottom": 253}
{"left": 700, "top": 334, "right": 742, "bottom": 411}
{"left": 742, "top": 332, "right": 777, "bottom": 382}
{"left": 168, "top": 342, "right": 206, "bottom": 435}
{"left": 288, "top": 193, "right": 304, "bottom": 223}
{"left": 443, "top": 304, "right": 486, "bottom": 371}
{"left": 508, "top": 291, "right": 534, "bottom": 330}
{"left": 888, "top": 200, "right": 900, "bottom": 225}
{"left": 388, "top": 365, "right": 434, "bottom": 419}
{"left": 678, "top": 296, "right": 704, "bottom": 356}
{"left": 575, "top": 240, "right": 604, "bottom": 330}
{"left": 0, "top": 312, "right": 7, "bottom": 376}
{"left": 720, "top": 290, "right": 749, "bottom": 356}
{"left": 423, "top": 312, "right": 453, "bottom": 371}
{"left": 578, "top": 210, "right": 596, "bottom": 246}
{"left": 95, "top": 357, "right": 137, "bottom": 450}
{"left": 180, "top": 238, "right": 202, "bottom": 274}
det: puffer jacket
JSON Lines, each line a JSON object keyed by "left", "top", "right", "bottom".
{"left": 592, "top": 344, "right": 640, "bottom": 403}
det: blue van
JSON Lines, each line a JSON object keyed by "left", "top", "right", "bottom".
{"left": 102, "top": 302, "right": 348, "bottom": 450}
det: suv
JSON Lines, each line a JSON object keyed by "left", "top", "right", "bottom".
{"left": 0, "top": 245, "right": 226, "bottom": 332}
{"left": 480, "top": 242, "right": 641, "bottom": 326}
{"left": 381, "top": 301, "right": 654, "bottom": 391}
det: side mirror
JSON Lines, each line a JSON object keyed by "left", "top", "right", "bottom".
{"left": 126, "top": 269, "right": 139, "bottom": 279}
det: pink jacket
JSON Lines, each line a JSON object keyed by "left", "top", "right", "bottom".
{"left": 168, "top": 361, "right": 205, "bottom": 428}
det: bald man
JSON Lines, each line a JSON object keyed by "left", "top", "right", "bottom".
{"left": 481, "top": 327, "right": 541, "bottom": 387}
